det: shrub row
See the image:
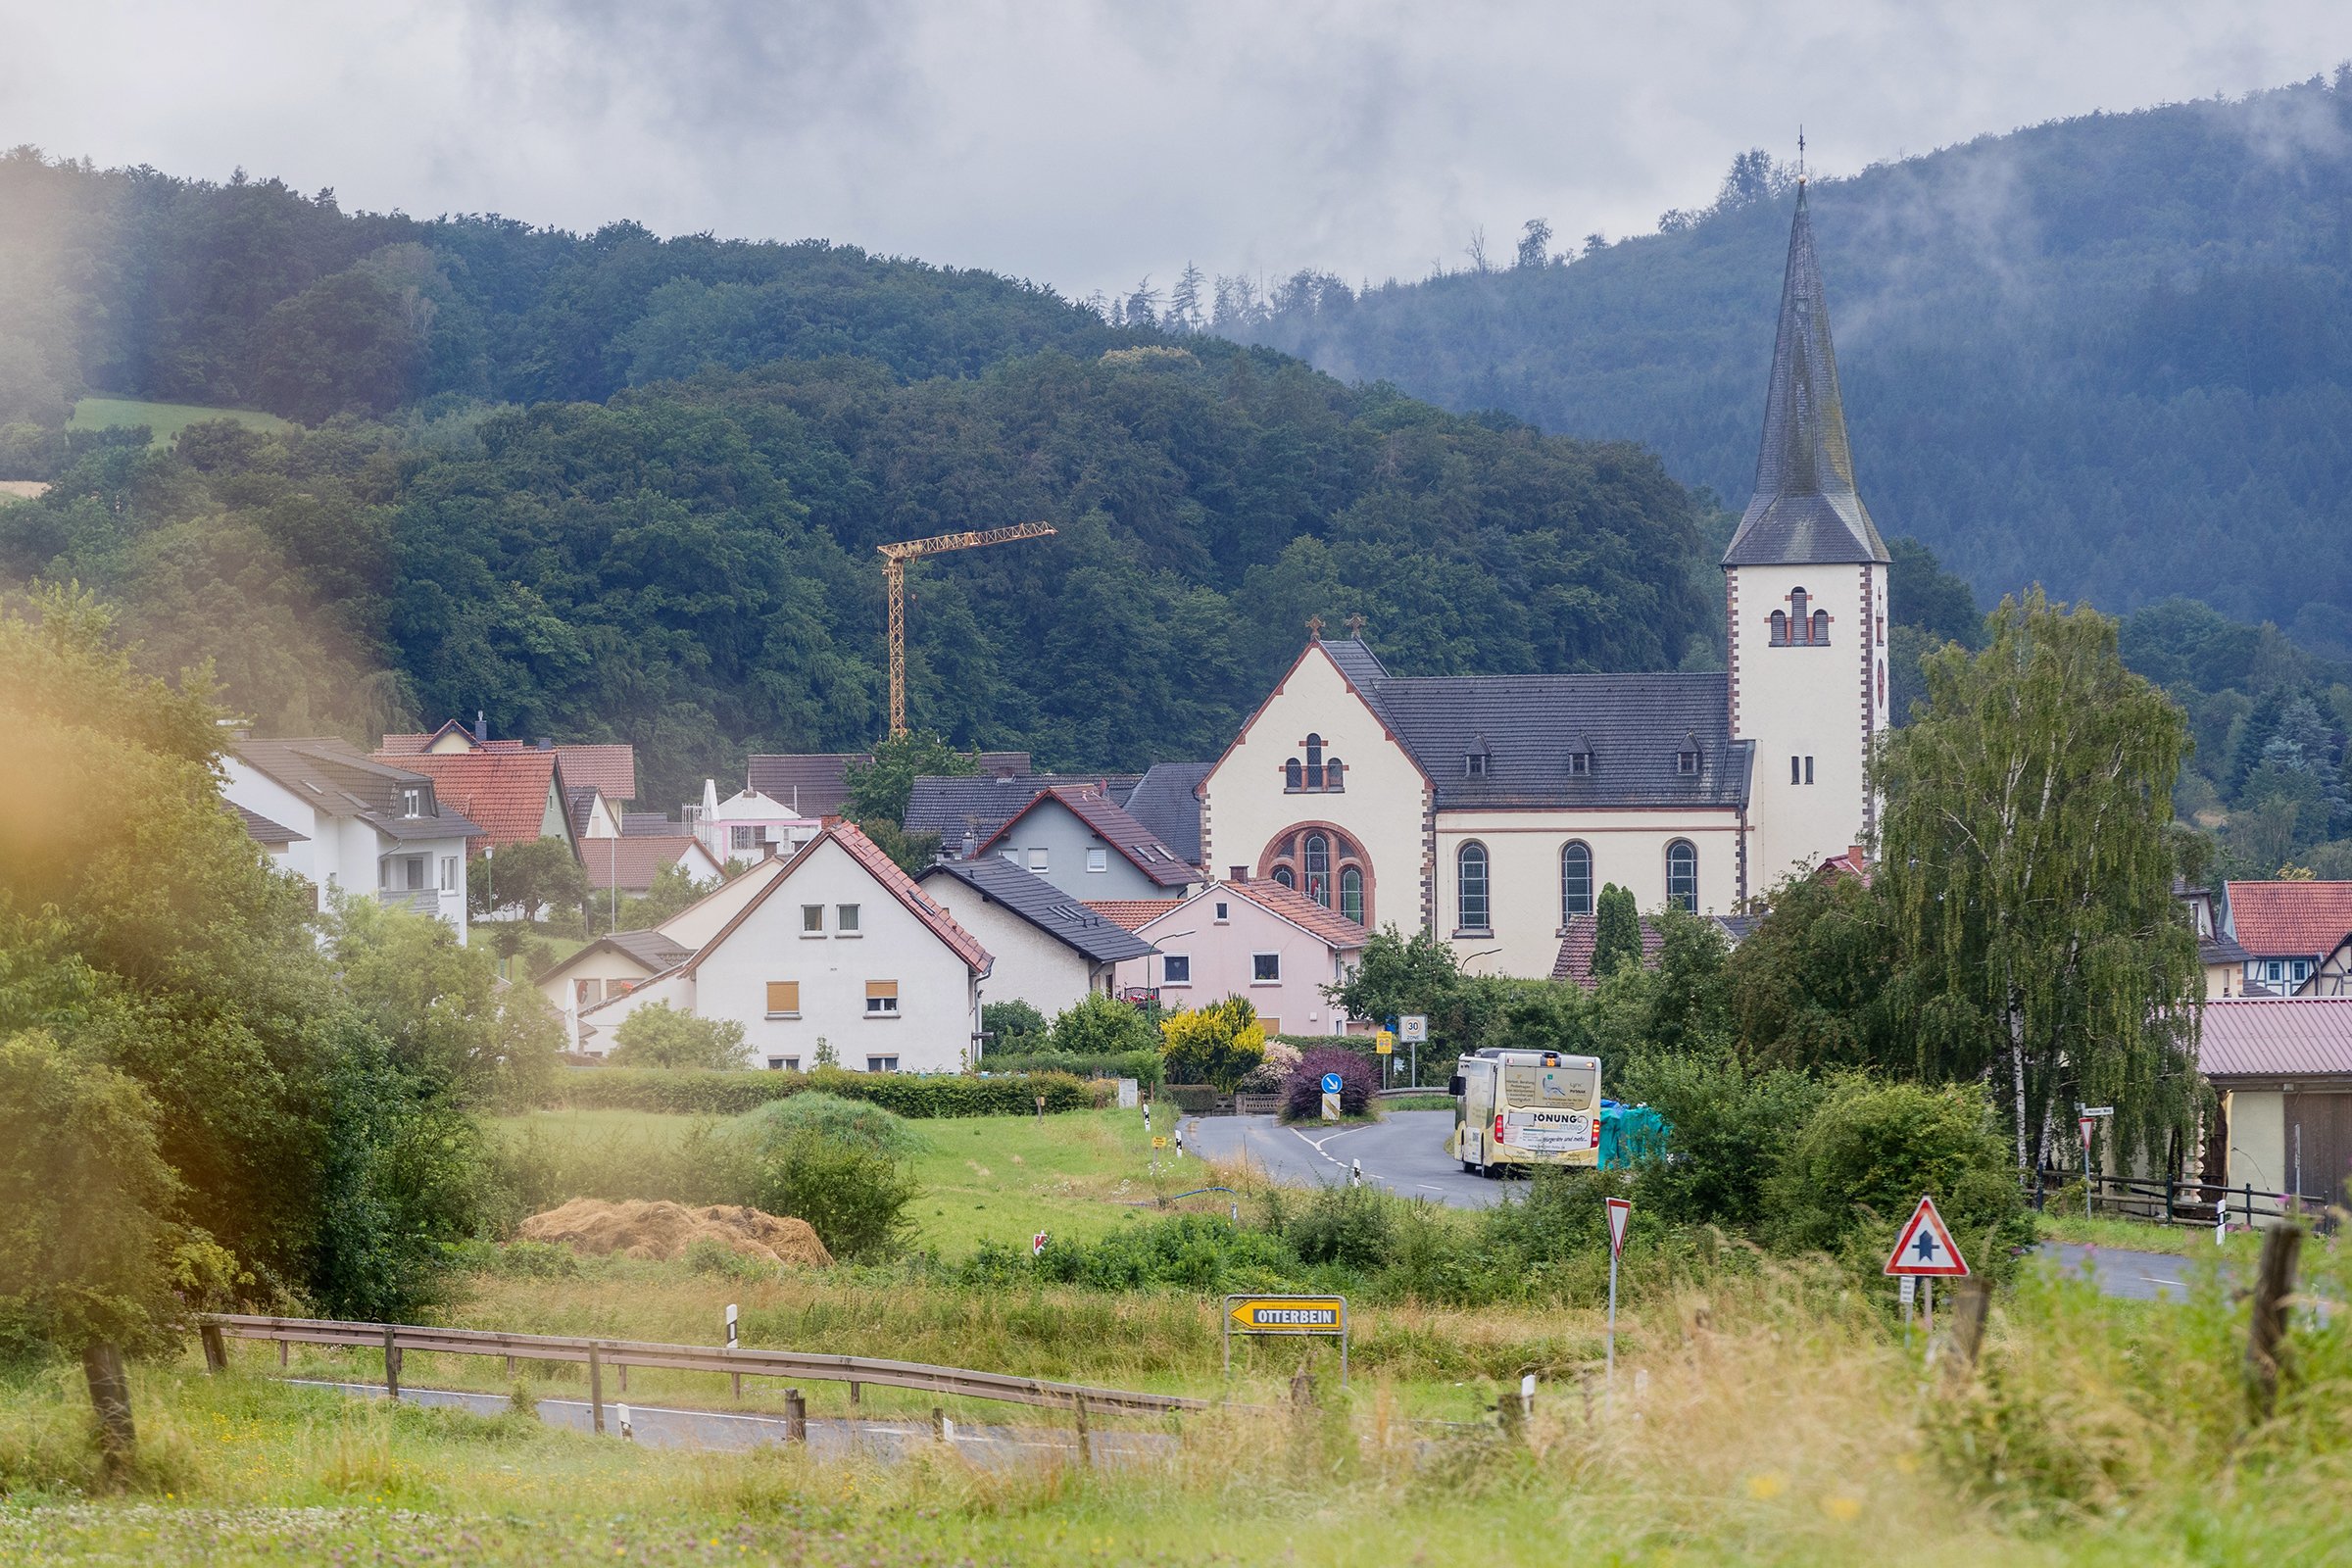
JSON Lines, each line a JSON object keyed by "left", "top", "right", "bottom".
{"left": 973, "top": 1049, "right": 1160, "bottom": 1085}
{"left": 547, "top": 1066, "right": 1100, "bottom": 1117}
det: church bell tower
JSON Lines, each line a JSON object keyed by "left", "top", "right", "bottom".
{"left": 1724, "top": 184, "right": 1891, "bottom": 888}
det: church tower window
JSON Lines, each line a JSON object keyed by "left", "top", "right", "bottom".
{"left": 1666, "top": 841, "right": 1697, "bottom": 912}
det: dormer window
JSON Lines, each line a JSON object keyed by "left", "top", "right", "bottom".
{"left": 1566, "top": 751, "right": 1591, "bottom": 776}
{"left": 400, "top": 787, "right": 423, "bottom": 818}
{"left": 1677, "top": 736, "right": 1702, "bottom": 776}
{"left": 1465, "top": 752, "right": 1489, "bottom": 778}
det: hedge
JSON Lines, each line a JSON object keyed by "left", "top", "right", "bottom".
{"left": 975, "top": 1049, "right": 1161, "bottom": 1086}
{"left": 548, "top": 1066, "right": 1100, "bottom": 1117}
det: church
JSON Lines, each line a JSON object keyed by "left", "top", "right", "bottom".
{"left": 1197, "top": 187, "right": 1891, "bottom": 979}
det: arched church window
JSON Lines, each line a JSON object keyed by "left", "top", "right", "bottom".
{"left": 1272, "top": 865, "right": 1296, "bottom": 890}
{"left": 1666, "top": 840, "right": 1697, "bottom": 912}
{"left": 1457, "top": 843, "right": 1491, "bottom": 931}
{"left": 1340, "top": 866, "right": 1363, "bottom": 924}
{"left": 1560, "top": 841, "right": 1592, "bottom": 921}
{"left": 1285, "top": 758, "right": 1302, "bottom": 791}
{"left": 1770, "top": 610, "right": 1788, "bottom": 646}
{"left": 1304, "top": 833, "right": 1331, "bottom": 907}
{"left": 1811, "top": 609, "right": 1830, "bottom": 644}
{"left": 1324, "top": 757, "right": 1345, "bottom": 791}
{"left": 1305, "top": 734, "right": 1324, "bottom": 789}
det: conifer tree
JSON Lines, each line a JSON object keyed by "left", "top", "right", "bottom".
{"left": 1592, "top": 883, "right": 1642, "bottom": 978}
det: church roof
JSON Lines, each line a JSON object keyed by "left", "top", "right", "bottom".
{"left": 1312, "top": 641, "right": 1751, "bottom": 811}
{"left": 1723, "top": 188, "right": 1890, "bottom": 568}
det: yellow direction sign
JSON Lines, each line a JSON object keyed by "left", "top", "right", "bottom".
{"left": 1224, "top": 1295, "right": 1349, "bottom": 1381}
{"left": 1375, "top": 1031, "right": 1396, "bottom": 1055}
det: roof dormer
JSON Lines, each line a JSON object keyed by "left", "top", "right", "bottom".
{"left": 1463, "top": 733, "right": 1494, "bottom": 779}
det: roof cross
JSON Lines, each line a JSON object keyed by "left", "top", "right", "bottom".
{"left": 1344, "top": 612, "right": 1367, "bottom": 638}
{"left": 1305, "top": 614, "right": 1325, "bottom": 640}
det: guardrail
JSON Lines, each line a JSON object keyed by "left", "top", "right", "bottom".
{"left": 2029, "top": 1168, "right": 2339, "bottom": 1234}
{"left": 201, "top": 1313, "right": 1210, "bottom": 1421}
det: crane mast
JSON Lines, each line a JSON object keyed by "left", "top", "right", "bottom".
{"left": 878, "top": 521, "right": 1056, "bottom": 737}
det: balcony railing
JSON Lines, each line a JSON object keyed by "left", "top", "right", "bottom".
{"left": 376, "top": 888, "right": 444, "bottom": 916}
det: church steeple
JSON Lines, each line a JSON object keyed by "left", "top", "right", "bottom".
{"left": 1722, "top": 187, "right": 1889, "bottom": 567}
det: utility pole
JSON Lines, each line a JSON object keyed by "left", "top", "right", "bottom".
{"left": 878, "top": 522, "right": 1056, "bottom": 737}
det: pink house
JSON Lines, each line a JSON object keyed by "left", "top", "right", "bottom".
{"left": 1102, "top": 879, "right": 1370, "bottom": 1037}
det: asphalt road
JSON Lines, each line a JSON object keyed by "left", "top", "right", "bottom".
{"left": 291, "top": 1380, "right": 1171, "bottom": 1467}
{"left": 1188, "top": 1109, "right": 2222, "bottom": 1302}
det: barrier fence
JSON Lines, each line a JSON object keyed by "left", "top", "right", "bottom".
{"left": 2030, "top": 1168, "right": 2340, "bottom": 1234}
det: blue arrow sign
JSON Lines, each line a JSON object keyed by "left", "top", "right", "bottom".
{"left": 1320, "top": 1073, "right": 1343, "bottom": 1095}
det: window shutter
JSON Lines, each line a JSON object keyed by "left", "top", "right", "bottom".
{"left": 865, "top": 980, "right": 899, "bottom": 1001}
{"left": 766, "top": 981, "right": 800, "bottom": 1014}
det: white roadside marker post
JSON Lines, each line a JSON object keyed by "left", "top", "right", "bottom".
{"left": 1603, "top": 1197, "right": 1632, "bottom": 1391}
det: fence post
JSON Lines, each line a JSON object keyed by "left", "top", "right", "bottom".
{"left": 784, "top": 1389, "right": 807, "bottom": 1444}
{"left": 617, "top": 1362, "right": 627, "bottom": 1394}
{"left": 1072, "top": 1395, "right": 1091, "bottom": 1466}
{"left": 277, "top": 1337, "right": 288, "bottom": 1369}
{"left": 200, "top": 1321, "right": 227, "bottom": 1374}
{"left": 80, "top": 1343, "right": 136, "bottom": 1487}
{"left": 931, "top": 1405, "right": 947, "bottom": 1443}
{"left": 849, "top": 1380, "right": 860, "bottom": 1406}
{"left": 1947, "top": 1276, "right": 1992, "bottom": 1373}
{"left": 589, "top": 1345, "right": 605, "bottom": 1436}
{"left": 382, "top": 1325, "right": 400, "bottom": 1400}
{"left": 2245, "top": 1223, "right": 2303, "bottom": 1420}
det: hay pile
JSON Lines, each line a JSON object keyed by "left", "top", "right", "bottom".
{"left": 517, "top": 1199, "right": 833, "bottom": 1267}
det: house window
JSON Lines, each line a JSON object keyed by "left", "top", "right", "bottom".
{"left": 1324, "top": 757, "right": 1345, "bottom": 791}
{"left": 837, "top": 903, "right": 860, "bottom": 933}
{"left": 1567, "top": 752, "right": 1591, "bottom": 775}
{"left": 1305, "top": 734, "right": 1324, "bottom": 790}
{"left": 1285, "top": 759, "right": 1303, "bottom": 791}
{"left": 1666, "top": 840, "right": 1697, "bottom": 912}
{"left": 1340, "top": 866, "right": 1363, "bottom": 924}
{"left": 1678, "top": 749, "right": 1700, "bottom": 775}
{"left": 1213, "top": 902, "right": 1230, "bottom": 922}
{"left": 1457, "top": 842, "right": 1491, "bottom": 931}
{"left": 1027, "top": 848, "right": 1049, "bottom": 873}
{"left": 1251, "top": 953, "right": 1281, "bottom": 983}
{"left": 865, "top": 980, "right": 900, "bottom": 1015}
{"left": 765, "top": 981, "right": 801, "bottom": 1017}
{"left": 802, "top": 905, "right": 824, "bottom": 934}
{"left": 1304, "top": 833, "right": 1331, "bottom": 907}
{"left": 574, "top": 978, "right": 602, "bottom": 1007}
{"left": 767, "top": 1056, "right": 801, "bottom": 1072}
{"left": 866, "top": 1055, "right": 900, "bottom": 1072}
{"left": 1561, "top": 842, "right": 1592, "bottom": 920}
{"left": 2292, "top": 959, "right": 2312, "bottom": 983}
{"left": 2267, "top": 960, "right": 2285, "bottom": 984}
{"left": 1804, "top": 756, "right": 1815, "bottom": 785}
{"left": 1790, "top": 755, "right": 1801, "bottom": 785}
{"left": 401, "top": 787, "right": 422, "bottom": 818}
{"left": 733, "top": 825, "right": 760, "bottom": 851}
{"left": 440, "top": 856, "right": 458, "bottom": 892}
{"left": 1087, "top": 848, "right": 1108, "bottom": 873}
{"left": 1770, "top": 610, "right": 1789, "bottom": 646}
{"left": 1163, "top": 955, "right": 1192, "bottom": 985}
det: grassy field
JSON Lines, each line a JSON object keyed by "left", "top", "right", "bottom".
{"left": 68, "top": 396, "right": 292, "bottom": 446}
{"left": 2031, "top": 1211, "right": 2216, "bottom": 1256}
{"left": 493, "top": 1105, "right": 1233, "bottom": 1257}
{"left": 5, "top": 1250, "right": 2349, "bottom": 1564}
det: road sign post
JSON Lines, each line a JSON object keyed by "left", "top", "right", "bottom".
{"left": 2078, "top": 1104, "right": 2113, "bottom": 1218}
{"left": 1223, "top": 1295, "right": 1349, "bottom": 1385}
{"left": 1320, "top": 1071, "right": 1343, "bottom": 1122}
{"left": 1400, "top": 1014, "right": 1427, "bottom": 1085}
{"left": 1031, "top": 1231, "right": 1050, "bottom": 1258}
{"left": 1885, "top": 1195, "right": 1970, "bottom": 1349}
{"left": 1603, "top": 1196, "right": 1632, "bottom": 1387}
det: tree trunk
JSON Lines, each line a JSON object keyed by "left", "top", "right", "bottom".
{"left": 80, "top": 1343, "right": 135, "bottom": 1487}
{"left": 2007, "top": 993, "right": 2031, "bottom": 1174}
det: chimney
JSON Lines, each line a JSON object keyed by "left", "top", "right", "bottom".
{"left": 535, "top": 737, "right": 554, "bottom": 751}
{"left": 1229, "top": 865, "right": 1249, "bottom": 883}
{"left": 1848, "top": 845, "right": 1867, "bottom": 867}
{"left": 475, "top": 710, "right": 487, "bottom": 744}
{"left": 960, "top": 820, "right": 978, "bottom": 859}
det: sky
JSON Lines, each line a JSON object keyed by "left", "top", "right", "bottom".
{"left": 6, "top": 1, "right": 2351, "bottom": 303}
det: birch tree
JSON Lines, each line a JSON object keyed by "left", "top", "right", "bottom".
{"left": 1878, "top": 590, "right": 2204, "bottom": 1173}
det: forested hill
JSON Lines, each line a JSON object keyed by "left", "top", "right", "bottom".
{"left": 0, "top": 155, "right": 1716, "bottom": 810}
{"left": 1226, "top": 74, "right": 2352, "bottom": 656}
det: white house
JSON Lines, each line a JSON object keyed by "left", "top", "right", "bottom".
{"left": 224, "top": 737, "right": 478, "bottom": 941}
{"left": 685, "top": 778, "right": 821, "bottom": 867}
{"left": 534, "top": 929, "right": 695, "bottom": 1053}
{"left": 1196, "top": 188, "right": 1886, "bottom": 979}
{"left": 580, "top": 822, "right": 991, "bottom": 1072}
{"left": 915, "top": 855, "right": 1155, "bottom": 1025}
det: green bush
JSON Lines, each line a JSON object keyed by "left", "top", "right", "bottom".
{"left": 729, "top": 1092, "right": 920, "bottom": 1158}
{"left": 608, "top": 1003, "right": 748, "bottom": 1070}
{"left": 961, "top": 1212, "right": 1309, "bottom": 1295}
{"left": 1285, "top": 1184, "right": 1396, "bottom": 1271}
{"left": 749, "top": 1133, "right": 919, "bottom": 1262}
{"left": 1626, "top": 1053, "right": 1825, "bottom": 1230}
{"left": 1764, "top": 1077, "right": 2032, "bottom": 1278}
{"left": 1050, "top": 993, "right": 1156, "bottom": 1057}
{"left": 977, "top": 1048, "right": 1160, "bottom": 1086}
{"left": 981, "top": 1000, "right": 1050, "bottom": 1053}
{"left": 547, "top": 1066, "right": 1095, "bottom": 1117}
{"left": 1159, "top": 995, "right": 1266, "bottom": 1090}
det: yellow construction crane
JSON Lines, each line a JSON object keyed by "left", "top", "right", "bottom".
{"left": 879, "top": 521, "right": 1056, "bottom": 737}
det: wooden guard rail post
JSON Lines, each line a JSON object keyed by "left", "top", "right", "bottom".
{"left": 200, "top": 1313, "right": 1216, "bottom": 1430}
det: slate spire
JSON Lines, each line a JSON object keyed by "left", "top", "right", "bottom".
{"left": 1722, "top": 186, "right": 1889, "bottom": 566}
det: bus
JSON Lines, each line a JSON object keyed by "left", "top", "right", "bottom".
{"left": 1447, "top": 1048, "right": 1602, "bottom": 1176}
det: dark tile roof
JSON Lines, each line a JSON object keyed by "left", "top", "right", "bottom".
{"left": 917, "top": 858, "right": 1157, "bottom": 965}
{"left": 976, "top": 786, "right": 1196, "bottom": 889}
{"left": 1713, "top": 912, "right": 1763, "bottom": 948}
{"left": 236, "top": 738, "right": 481, "bottom": 841}
{"left": 229, "top": 803, "right": 305, "bottom": 845}
{"left": 1310, "top": 646, "right": 1751, "bottom": 810}
{"left": 2199, "top": 998, "right": 2352, "bottom": 1079}
{"left": 2201, "top": 933, "right": 2256, "bottom": 967}
{"left": 905, "top": 773, "right": 1141, "bottom": 844}
{"left": 1123, "top": 762, "right": 1209, "bottom": 865}
{"left": 1723, "top": 188, "right": 1890, "bottom": 568}
{"left": 582, "top": 835, "right": 709, "bottom": 893}
{"left": 1551, "top": 915, "right": 1667, "bottom": 989}
{"left": 531, "top": 928, "right": 692, "bottom": 988}
{"left": 748, "top": 752, "right": 1033, "bottom": 818}
{"left": 621, "top": 812, "right": 678, "bottom": 836}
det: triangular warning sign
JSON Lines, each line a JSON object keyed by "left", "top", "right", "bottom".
{"left": 1883, "top": 1196, "right": 1970, "bottom": 1277}
{"left": 1604, "top": 1196, "right": 1632, "bottom": 1258}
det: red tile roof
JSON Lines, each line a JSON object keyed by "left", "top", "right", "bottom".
{"left": 686, "top": 821, "right": 992, "bottom": 976}
{"left": 976, "top": 784, "right": 1196, "bottom": 888}
{"left": 2226, "top": 881, "right": 2352, "bottom": 959}
{"left": 556, "top": 745, "right": 637, "bottom": 802}
{"left": 582, "top": 835, "right": 708, "bottom": 893}
{"left": 2199, "top": 998, "right": 2352, "bottom": 1079}
{"left": 1225, "top": 880, "right": 1372, "bottom": 950}
{"left": 1550, "top": 915, "right": 1666, "bottom": 990}
{"left": 1086, "top": 900, "right": 1186, "bottom": 931}
{"left": 380, "top": 749, "right": 566, "bottom": 851}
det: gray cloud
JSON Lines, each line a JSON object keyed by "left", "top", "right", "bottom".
{"left": 5, "top": 0, "right": 2350, "bottom": 298}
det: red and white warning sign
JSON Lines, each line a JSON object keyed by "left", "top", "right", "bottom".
{"left": 1883, "top": 1195, "right": 1970, "bottom": 1277}
{"left": 1031, "top": 1231, "right": 1050, "bottom": 1257}
{"left": 1604, "top": 1196, "right": 1632, "bottom": 1258}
